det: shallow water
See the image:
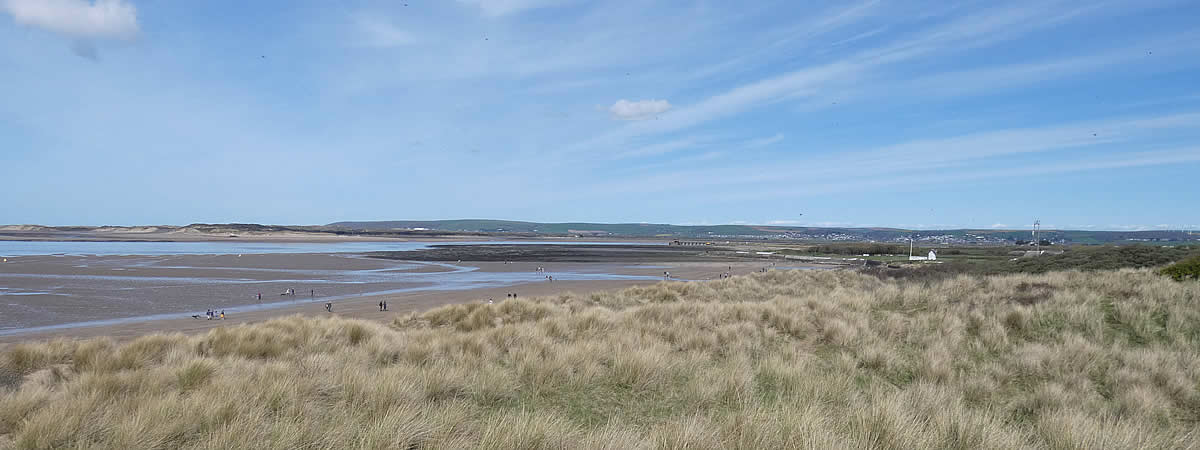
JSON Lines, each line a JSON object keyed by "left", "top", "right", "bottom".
{"left": 0, "top": 240, "right": 662, "bottom": 257}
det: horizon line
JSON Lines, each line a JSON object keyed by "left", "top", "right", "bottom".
{"left": 3, "top": 221, "right": 1199, "bottom": 233}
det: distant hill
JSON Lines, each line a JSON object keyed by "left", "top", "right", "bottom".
{"left": 326, "top": 220, "right": 791, "bottom": 237}
{"left": 325, "top": 220, "right": 1200, "bottom": 244}
{"left": 3, "top": 221, "right": 1195, "bottom": 245}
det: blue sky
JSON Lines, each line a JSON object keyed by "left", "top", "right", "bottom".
{"left": 1, "top": 0, "right": 1198, "bottom": 230}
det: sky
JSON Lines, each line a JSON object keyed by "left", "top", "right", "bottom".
{"left": 1, "top": 0, "right": 1199, "bottom": 231}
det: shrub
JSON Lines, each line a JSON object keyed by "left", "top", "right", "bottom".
{"left": 1161, "top": 255, "right": 1200, "bottom": 281}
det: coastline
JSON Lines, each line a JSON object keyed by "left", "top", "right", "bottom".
{"left": 0, "top": 255, "right": 797, "bottom": 344}
{"left": 0, "top": 278, "right": 648, "bottom": 344}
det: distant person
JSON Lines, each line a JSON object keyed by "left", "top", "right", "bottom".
{"left": 488, "top": 299, "right": 494, "bottom": 304}
{"left": 220, "top": 310, "right": 225, "bottom": 320}
{"left": 325, "top": 302, "right": 332, "bottom": 312}
{"left": 378, "top": 301, "right": 384, "bottom": 311}
{"left": 311, "top": 289, "right": 315, "bottom": 297}
{"left": 257, "top": 292, "right": 261, "bottom": 301}
{"left": 383, "top": 301, "right": 387, "bottom": 311}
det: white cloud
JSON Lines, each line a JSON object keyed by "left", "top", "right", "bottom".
{"left": 608, "top": 99, "right": 672, "bottom": 121}
{"left": 1, "top": 0, "right": 138, "bottom": 39}
{"left": 352, "top": 15, "right": 416, "bottom": 48}
{"left": 989, "top": 223, "right": 1010, "bottom": 229}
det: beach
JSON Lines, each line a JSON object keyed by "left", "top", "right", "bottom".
{"left": 0, "top": 240, "right": 813, "bottom": 343}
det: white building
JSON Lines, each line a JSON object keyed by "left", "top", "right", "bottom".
{"left": 909, "top": 250, "right": 937, "bottom": 261}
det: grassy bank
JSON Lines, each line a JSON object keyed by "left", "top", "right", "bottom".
{"left": 2, "top": 269, "right": 1199, "bottom": 449}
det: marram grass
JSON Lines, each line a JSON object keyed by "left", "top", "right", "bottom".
{"left": 2, "top": 269, "right": 1199, "bottom": 449}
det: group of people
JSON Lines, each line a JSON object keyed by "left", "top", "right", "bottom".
{"left": 271, "top": 288, "right": 316, "bottom": 298}
{"left": 378, "top": 301, "right": 388, "bottom": 311}
{"left": 192, "top": 309, "right": 225, "bottom": 320}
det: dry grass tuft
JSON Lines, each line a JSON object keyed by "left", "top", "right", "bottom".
{"left": 1, "top": 269, "right": 1199, "bottom": 448}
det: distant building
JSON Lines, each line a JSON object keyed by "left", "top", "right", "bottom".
{"left": 909, "top": 250, "right": 937, "bottom": 261}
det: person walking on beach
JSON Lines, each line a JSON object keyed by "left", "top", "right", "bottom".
{"left": 220, "top": 310, "right": 225, "bottom": 320}
{"left": 325, "top": 302, "right": 332, "bottom": 312}
{"left": 383, "top": 301, "right": 387, "bottom": 311}
{"left": 257, "top": 292, "right": 261, "bottom": 301}
{"left": 379, "top": 301, "right": 384, "bottom": 311}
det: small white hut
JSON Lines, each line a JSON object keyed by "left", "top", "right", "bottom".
{"left": 909, "top": 250, "right": 937, "bottom": 261}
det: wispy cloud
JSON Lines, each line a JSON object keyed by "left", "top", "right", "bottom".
{"left": 579, "top": 110, "right": 1200, "bottom": 197}
{"left": 731, "top": 146, "right": 1200, "bottom": 202}
{"left": 458, "top": 0, "right": 569, "bottom": 17}
{"left": 559, "top": 3, "right": 1121, "bottom": 159}
{"left": 743, "top": 133, "right": 784, "bottom": 149}
{"left": 613, "top": 137, "right": 697, "bottom": 159}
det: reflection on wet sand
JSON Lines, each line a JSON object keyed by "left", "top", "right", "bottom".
{"left": 0, "top": 253, "right": 671, "bottom": 333}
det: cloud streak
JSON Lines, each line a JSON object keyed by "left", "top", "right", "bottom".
{"left": 578, "top": 110, "right": 1200, "bottom": 198}
{"left": 458, "top": 0, "right": 569, "bottom": 17}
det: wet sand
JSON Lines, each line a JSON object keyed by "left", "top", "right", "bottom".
{"left": 0, "top": 250, "right": 797, "bottom": 343}
{"left": 0, "top": 253, "right": 453, "bottom": 330}
{"left": 0, "top": 279, "right": 646, "bottom": 344}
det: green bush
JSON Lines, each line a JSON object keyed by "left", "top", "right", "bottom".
{"left": 1161, "top": 255, "right": 1200, "bottom": 281}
